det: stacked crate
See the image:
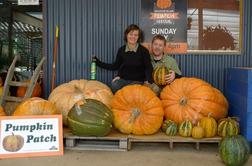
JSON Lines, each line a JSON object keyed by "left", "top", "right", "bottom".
{"left": 225, "top": 67, "right": 252, "bottom": 145}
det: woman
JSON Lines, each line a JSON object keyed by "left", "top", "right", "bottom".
{"left": 94, "top": 24, "right": 153, "bottom": 93}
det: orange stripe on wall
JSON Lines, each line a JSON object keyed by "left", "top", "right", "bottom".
{"left": 142, "top": 42, "right": 188, "bottom": 54}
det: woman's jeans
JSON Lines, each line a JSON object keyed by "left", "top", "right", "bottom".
{"left": 111, "top": 79, "right": 143, "bottom": 93}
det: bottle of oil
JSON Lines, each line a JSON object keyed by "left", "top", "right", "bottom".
{"left": 90, "top": 56, "right": 96, "bottom": 80}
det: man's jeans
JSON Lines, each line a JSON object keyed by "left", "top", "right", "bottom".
{"left": 111, "top": 79, "right": 143, "bottom": 93}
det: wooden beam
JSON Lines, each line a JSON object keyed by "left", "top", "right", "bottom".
{"left": 188, "top": 0, "right": 240, "bottom": 11}
{"left": 12, "top": 4, "right": 42, "bottom": 13}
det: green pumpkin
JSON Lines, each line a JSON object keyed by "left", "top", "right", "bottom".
{"left": 179, "top": 120, "right": 192, "bottom": 137}
{"left": 218, "top": 117, "right": 239, "bottom": 137}
{"left": 219, "top": 135, "right": 250, "bottom": 166}
{"left": 67, "top": 99, "right": 114, "bottom": 137}
{"left": 162, "top": 120, "right": 177, "bottom": 136}
{"left": 152, "top": 65, "right": 170, "bottom": 86}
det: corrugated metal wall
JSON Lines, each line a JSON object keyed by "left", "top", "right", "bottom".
{"left": 43, "top": 0, "right": 252, "bottom": 97}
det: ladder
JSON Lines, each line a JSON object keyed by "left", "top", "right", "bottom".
{"left": 0, "top": 55, "right": 45, "bottom": 107}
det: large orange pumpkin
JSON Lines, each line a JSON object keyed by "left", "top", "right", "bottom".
{"left": 48, "top": 79, "right": 113, "bottom": 125}
{"left": 160, "top": 77, "right": 228, "bottom": 124}
{"left": 156, "top": 0, "right": 172, "bottom": 9}
{"left": 17, "top": 80, "right": 42, "bottom": 97}
{"left": 0, "top": 106, "right": 6, "bottom": 116}
{"left": 13, "top": 97, "right": 58, "bottom": 116}
{"left": 111, "top": 85, "right": 164, "bottom": 135}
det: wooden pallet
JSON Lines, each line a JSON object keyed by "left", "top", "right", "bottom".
{"left": 64, "top": 129, "right": 222, "bottom": 151}
{"left": 63, "top": 128, "right": 128, "bottom": 151}
{"left": 128, "top": 131, "right": 222, "bottom": 150}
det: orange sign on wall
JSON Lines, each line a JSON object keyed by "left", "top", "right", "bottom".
{"left": 141, "top": 0, "right": 188, "bottom": 54}
{"left": 0, "top": 115, "right": 63, "bottom": 159}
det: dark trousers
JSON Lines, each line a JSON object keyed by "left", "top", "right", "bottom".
{"left": 111, "top": 78, "right": 143, "bottom": 93}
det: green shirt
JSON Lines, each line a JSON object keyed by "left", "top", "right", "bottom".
{"left": 150, "top": 54, "right": 182, "bottom": 75}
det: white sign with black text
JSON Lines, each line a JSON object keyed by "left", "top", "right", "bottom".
{"left": 0, "top": 115, "right": 63, "bottom": 158}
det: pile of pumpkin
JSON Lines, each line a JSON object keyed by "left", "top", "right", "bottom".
{"left": 0, "top": 77, "right": 250, "bottom": 166}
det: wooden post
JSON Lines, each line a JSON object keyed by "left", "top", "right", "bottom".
{"left": 51, "top": 26, "right": 59, "bottom": 92}
{"left": 7, "top": 4, "right": 13, "bottom": 59}
{"left": 198, "top": 8, "right": 203, "bottom": 50}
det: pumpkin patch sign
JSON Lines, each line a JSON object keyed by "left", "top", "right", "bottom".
{"left": 0, "top": 115, "right": 63, "bottom": 158}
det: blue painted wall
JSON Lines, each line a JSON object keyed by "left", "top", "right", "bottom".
{"left": 43, "top": 0, "right": 252, "bottom": 97}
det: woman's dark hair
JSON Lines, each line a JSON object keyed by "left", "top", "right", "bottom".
{"left": 124, "top": 24, "right": 143, "bottom": 43}
{"left": 152, "top": 35, "right": 166, "bottom": 46}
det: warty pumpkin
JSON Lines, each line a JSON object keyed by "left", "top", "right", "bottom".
{"left": 48, "top": 79, "right": 113, "bottom": 125}
{"left": 111, "top": 85, "right": 164, "bottom": 135}
{"left": 13, "top": 97, "right": 58, "bottom": 116}
{"left": 156, "top": 0, "right": 172, "bottom": 9}
{"left": 218, "top": 117, "right": 239, "bottom": 137}
{"left": 17, "top": 80, "right": 42, "bottom": 97}
{"left": 179, "top": 120, "right": 193, "bottom": 137}
{"left": 160, "top": 77, "right": 228, "bottom": 124}
{"left": 200, "top": 113, "right": 217, "bottom": 138}
{"left": 68, "top": 99, "right": 113, "bottom": 136}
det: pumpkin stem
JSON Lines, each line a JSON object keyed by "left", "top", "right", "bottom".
{"left": 74, "top": 103, "right": 83, "bottom": 116}
{"left": 208, "top": 112, "right": 212, "bottom": 118}
{"left": 76, "top": 100, "right": 85, "bottom": 106}
{"left": 129, "top": 108, "right": 141, "bottom": 123}
{"left": 73, "top": 86, "right": 86, "bottom": 103}
{"left": 230, "top": 116, "right": 240, "bottom": 122}
{"left": 179, "top": 97, "right": 187, "bottom": 106}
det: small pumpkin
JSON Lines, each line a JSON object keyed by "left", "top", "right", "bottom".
{"left": 156, "top": 0, "right": 172, "bottom": 9}
{"left": 200, "top": 113, "right": 217, "bottom": 138}
{"left": 13, "top": 97, "right": 58, "bottom": 116}
{"left": 219, "top": 135, "right": 250, "bottom": 166}
{"left": 192, "top": 122, "right": 204, "bottom": 139}
{"left": 0, "top": 106, "right": 6, "bottom": 116}
{"left": 152, "top": 65, "right": 170, "bottom": 86}
{"left": 111, "top": 85, "right": 164, "bottom": 135}
{"left": 49, "top": 79, "right": 113, "bottom": 125}
{"left": 179, "top": 120, "right": 193, "bottom": 137}
{"left": 218, "top": 117, "right": 239, "bottom": 137}
{"left": 160, "top": 77, "right": 228, "bottom": 124}
{"left": 162, "top": 120, "right": 177, "bottom": 136}
{"left": 68, "top": 99, "right": 113, "bottom": 136}
{"left": 2, "top": 133, "right": 24, "bottom": 152}
{"left": 17, "top": 80, "right": 42, "bottom": 97}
